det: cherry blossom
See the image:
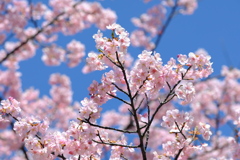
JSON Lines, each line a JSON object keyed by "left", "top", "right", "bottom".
{"left": 66, "top": 40, "right": 85, "bottom": 67}
{"left": 0, "top": 0, "right": 238, "bottom": 160}
{"left": 0, "top": 97, "right": 21, "bottom": 117}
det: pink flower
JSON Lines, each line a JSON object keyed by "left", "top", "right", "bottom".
{"left": 42, "top": 45, "right": 66, "bottom": 66}
{"left": 178, "top": 0, "right": 198, "bottom": 15}
{"left": 106, "top": 23, "right": 121, "bottom": 30}
{"left": 198, "top": 122, "right": 212, "bottom": 140}
{"left": 79, "top": 98, "right": 101, "bottom": 122}
{"left": 67, "top": 40, "right": 85, "bottom": 67}
{"left": 82, "top": 52, "right": 108, "bottom": 73}
{"left": 177, "top": 54, "right": 188, "bottom": 65}
{"left": 161, "top": 109, "right": 194, "bottom": 133}
{"left": 14, "top": 117, "right": 44, "bottom": 139}
{"left": 0, "top": 97, "right": 21, "bottom": 117}
{"left": 49, "top": 73, "right": 72, "bottom": 107}
{"left": 130, "top": 30, "right": 155, "bottom": 50}
{"left": 175, "top": 82, "right": 195, "bottom": 103}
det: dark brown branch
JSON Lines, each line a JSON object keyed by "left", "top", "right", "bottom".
{"left": 135, "top": 97, "right": 145, "bottom": 111}
{"left": 132, "top": 77, "right": 149, "bottom": 100}
{"left": 174, "top": 121, "right": 187, "bottom": 140}
{"left": 174, "top": 148, "right": 184, "bottom": 160}
{"left": 120, "top": 154, "right": 129, "bottom": 160}
{"left": 106, "top": 92, "right": 131, "bottom": 106}
{"left": 166, "top": 81, "right": 171, "bottom": 90}
{"left": 57, "top": 154, "right": 67, "bottom": 160}
{"left": 82, "top": 118, "right": 137, "bottom": 134}
{"left": 8, "top": 113, "right": 19, "bottom": 122}
{"left": 111, "top": 82, "right": 129, "bottom": 96}
{"left": 115, "top": 51, "right": 147, "bottom": 160}
{"left": 144, "top": 130, "right": 149, "bottom": 150}
{"left": 128, "top": 108, "right": 134, "bottom": 116}
{"left": 102, "top": 52, "right": 121, "bottom": 68}
{"left": 144, "top": 94, "right": 150, "bottom": 150}
{"left": 20, "top": 145, "right": 29, "bottom": 160}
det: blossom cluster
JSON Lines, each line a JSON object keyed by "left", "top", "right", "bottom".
{"left": 83, "top": 23, "right": 131, "bottom": 73}
{"left": 131, "top": 4, "right": 166, "bottom": 50}
{"left": 129, "top": 49, "right": 212, "bottom": 101}
{"left": 159, "top": 109, "right": 212, "bottom": 159}
{"left": 0, "top": 97, "right": 21, "bottom": 117}
{"left": 85, "top": 24, "right": 213, "bottom": 108}
{"left": 0, "top": 0, "right": 116, "bottom": 69}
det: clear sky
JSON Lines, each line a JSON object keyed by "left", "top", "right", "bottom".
{"left": 19, "top": 0, "right": 240, "bottom": 103}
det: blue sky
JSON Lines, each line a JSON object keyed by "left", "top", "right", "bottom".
{"left": 19, "top": 0, "right": 240, "bottom": 102}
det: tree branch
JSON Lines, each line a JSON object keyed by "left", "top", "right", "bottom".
{"left": 152, "top": 0, "right": 179, "bottom": 52}
{"left": 82, "top": 118, "right": 137, "bottom": 134}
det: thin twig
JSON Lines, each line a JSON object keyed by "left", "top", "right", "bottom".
{"left": 82, "top": 118, "right": 137, "bottom": 134}
{"left": 152, "top": 0, "right": 179, "bottom": 52}
{"left": 135, "top": 98, "right": 145, "bottom": 111}
{"left": 174, "top": 121, "right": 187, "bottom": 140}
{"left": 111, "top": 82, "right": 129, "bottom": 96}
{"left": 106, "top": 92, "right": 131, "bottom": 106}
{"left": 132, "top": 77, "right": 149, "bottom": 100}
